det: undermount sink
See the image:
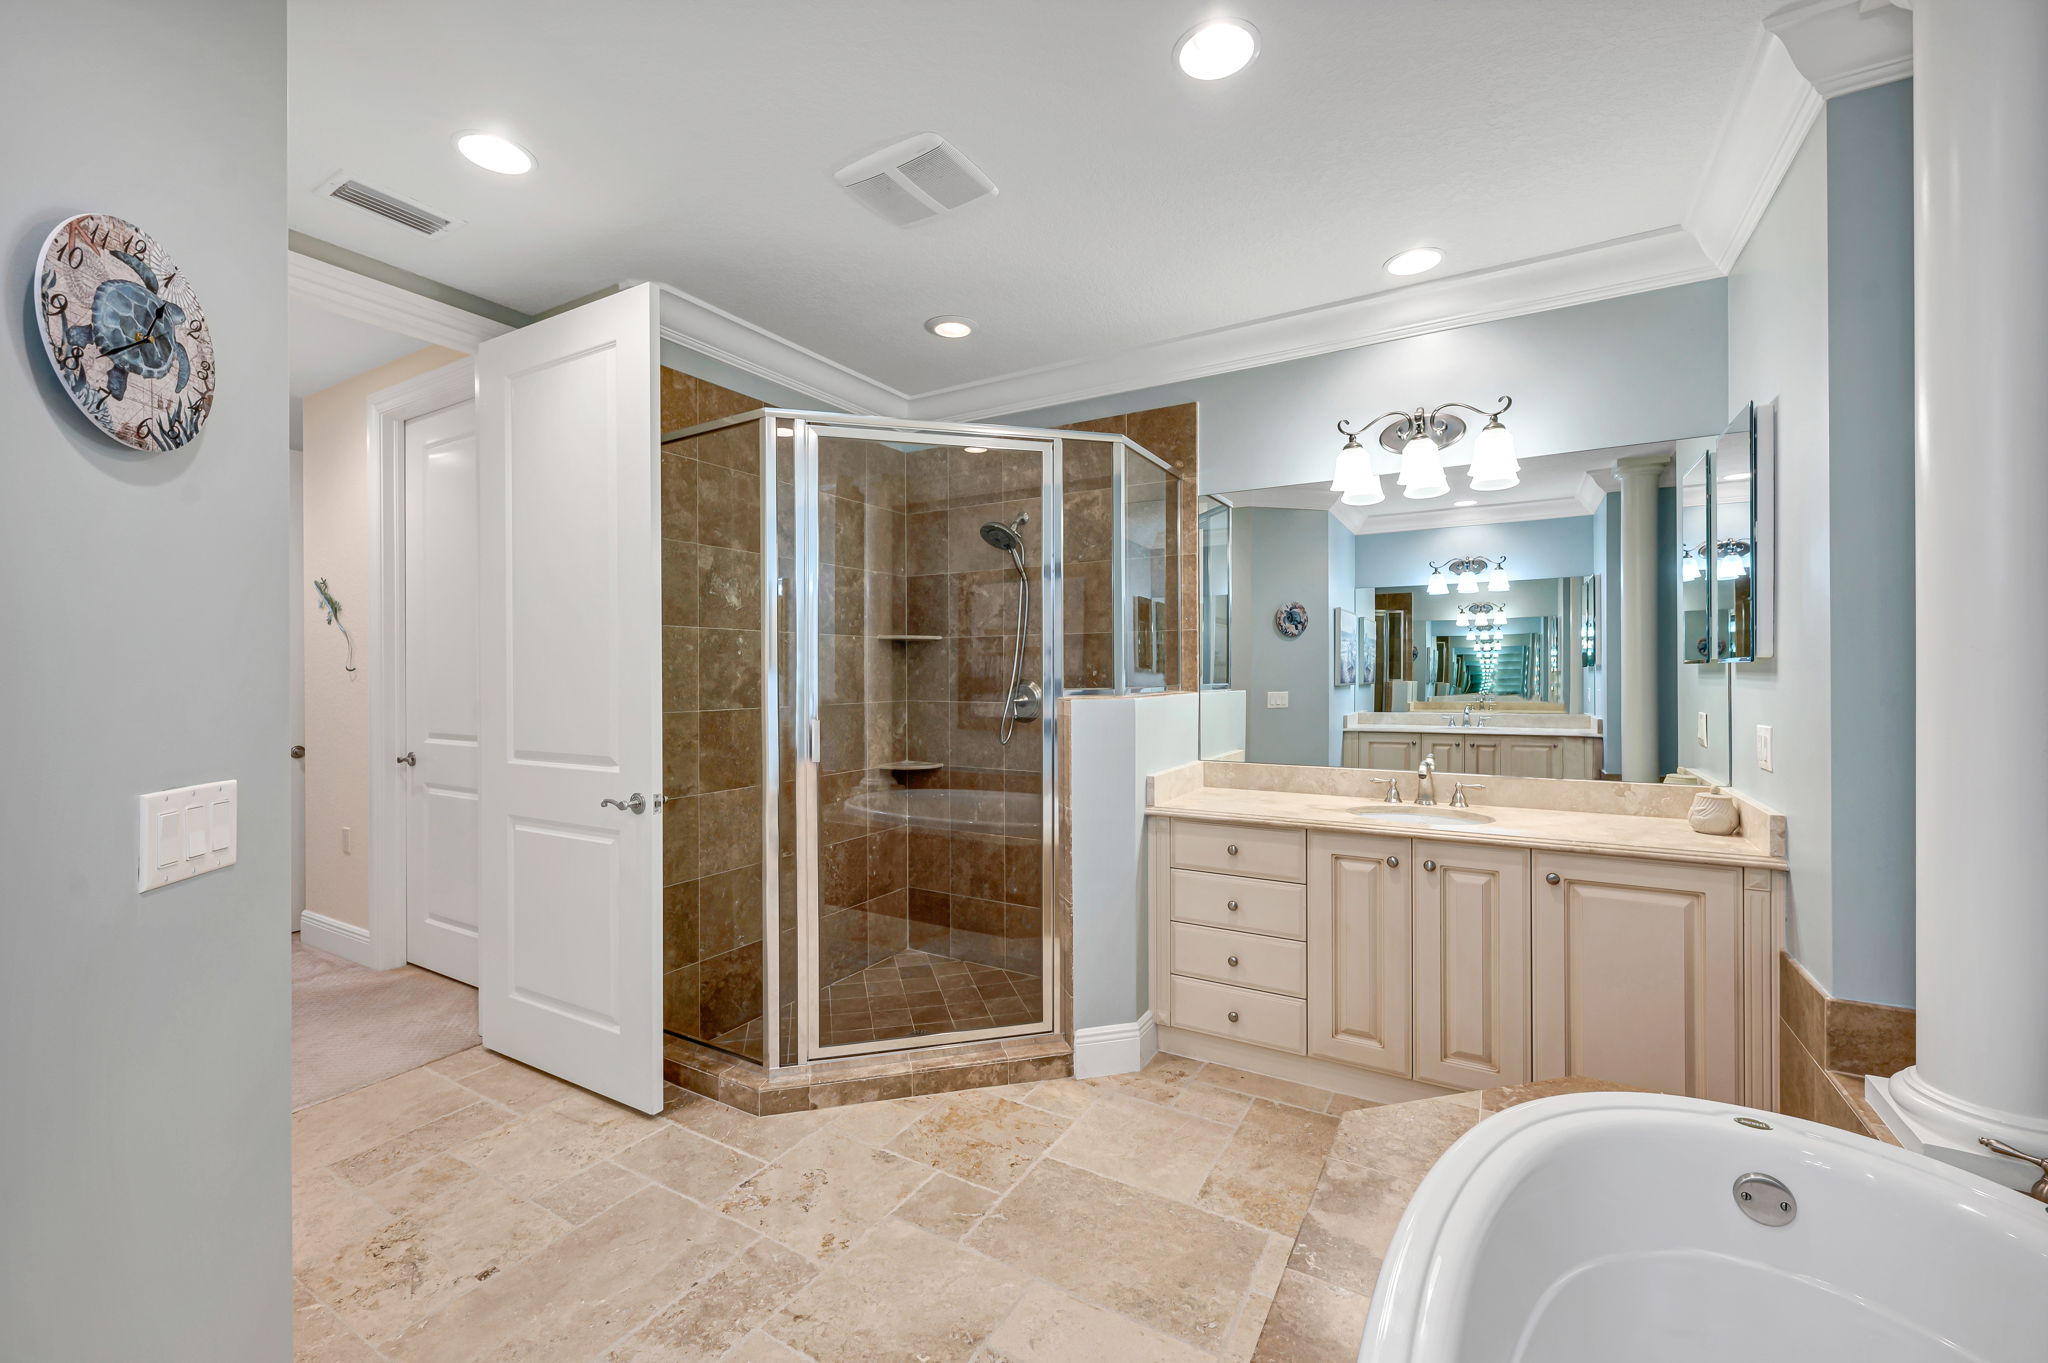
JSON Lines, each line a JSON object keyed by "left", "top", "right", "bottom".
{"left": 1344, "top": 806, "right": 1495, "bottom": 827}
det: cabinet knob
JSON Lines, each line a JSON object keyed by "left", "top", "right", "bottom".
{"left": 1227, "top": 1010, "right": 1240, "bottom": 1023}
{"left": 1385, "top": 854, "right": 1400, "bottom": 868}
{"left": 1226, "top": 899, "right": 1239, "bottom": 911}
{"left": 1423, "top": 859, "right": 1438, "bottom": 872}
{"left": 1546, "top": 872, "right": 1561, "bottom": 885}
{"left": 1227, "top": 955, "right": 1240, "bottom": 967}
{"left": 1225, "top": 843, "right": 1239, "bottom": 856}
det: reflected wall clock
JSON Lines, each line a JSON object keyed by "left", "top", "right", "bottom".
{"left": 35, "top": 213, "right": 214, "bottom": 451}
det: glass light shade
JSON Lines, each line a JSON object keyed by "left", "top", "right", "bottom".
{"left": 1425, "top": 571, "right": 1449, "bottom": 595}
{"left": 1466, "top": 418, "right": 1520, "bottom": 490}
{"left": 1717, "top": 553, "right": 1746, "bottom": 580}
{"left": 1330, "top": 440, "right": 1372, "bottom": 493}
{"left": 1396, "top": 435, "right": 1442, "bottom": 488}
{"left": 1682, "top": 555, "right": 1701, "bottom": 582}
{"left": 1456, "top": 571, "right": 1479, "bottom": 593}
{"left": 1339, "top": 472, "right": 1385, "bottom": 506}
{"left": 1486, "top": 564, "right": 1510, "bottom": 591}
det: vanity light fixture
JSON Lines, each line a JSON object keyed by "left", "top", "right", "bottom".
{"left": 1175, "top": 19, "right": 1260, "bottom": 80}
{"left": 455, "top": 132, "right": 535, "bottom": 175}
{"left": 1329, "top": 429, "right": 1386, "bottom": 506}
{"left": 1428, "top": 554, "right": 1509, "bottom": 596}
{"left": 1334, "top": 396, "right": 1517, "bottom": 504}
{"left": 1714, "top": 537, "right": 1752, "bottom": 580}
{"left": 925, "top": 315, "right": 975, "bottom": 339}
{"left": 1384, "top": 247, "right": 1444, "bottom": 277}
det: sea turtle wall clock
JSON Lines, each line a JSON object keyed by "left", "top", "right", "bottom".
{"left": 1273, "top": 601, "right": 1309, "bottom": 638}
{"left": 35, "top": 213, "right": 215, "bottom": 452}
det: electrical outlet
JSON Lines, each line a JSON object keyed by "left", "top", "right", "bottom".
{"left": 1266, "top": 691, "right": 1289, "bottom": 709}
{"left": 1755, "top": 725, "right": 1773, "bottom": 772}
{"left": 1697, "top": 711, "right": 1710, "bottom": 748}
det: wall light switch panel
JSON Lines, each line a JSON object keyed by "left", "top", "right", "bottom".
{"left": 1755, "top": 725, "right": 1774, "bottom": 772}
{"left": 1696, "top": 712, "right": 1710, "bottom": 748}
{"left": 139, "top": 780, "right": 236, "bottom": 892}
{"left": 1266, "top": 691, "right": 1289, "bottom": 709}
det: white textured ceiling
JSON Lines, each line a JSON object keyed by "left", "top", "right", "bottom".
{"left": 288, "top": 0, "right": 1763, "bottom": 400}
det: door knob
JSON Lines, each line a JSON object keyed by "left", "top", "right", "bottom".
{"left": 1546, "top": 872, "right": 1561, "bottom": 885}
{"left": 290, "top": 745, "right": 305, "bottom": 759}
{"left": 600, "top": 793, "right": 648, "bottom": 814}
{"left": 396, "top": 751, "right": 416, "bottom": 767}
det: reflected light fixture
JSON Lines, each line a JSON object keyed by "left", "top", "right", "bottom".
{"left": 1384, "top": 247, "right": 1444, "bottom": 277}
{"left": 1334, "top": 396, "right": 1516, "bottom": 508}
{"left": 1429, "top": 555, "right": 1510, "bottom": 598}
{"left": 1714, "top": 537, "right": 1752, "bottom": 580}
{"left": 963, "top": 445, "right": 988, "bottom": 454}
{"left": 1681, "top": 544, "right": 1702, "bottom": 582}
{"left": 456, "top": 132, "right": 535, "bottom": 175}
{"left": 925, "top": 315, "right": 975, "bottom": 338}
{"left": 1175, "top": 19, "right": 1259, "bottom": 80}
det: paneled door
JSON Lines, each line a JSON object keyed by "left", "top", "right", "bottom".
{"left": 1531, "top": 851, "right": 1741, "bottom": 1100}
{"left": 1305, "top": 830, "right": 1411, "bottom": 1075}
{"left": 475, "top": 285, "right": 664, "bottom": 1114}
{"left": 1412, "top": 840, "right": 1530, "bottom": 1089}
{"left": 401, "top": 399, "right": 480, "bottom": 985}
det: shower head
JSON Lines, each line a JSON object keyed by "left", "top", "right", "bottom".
{"left": 979, "top": 514, "right": 1028, "bottom": 555}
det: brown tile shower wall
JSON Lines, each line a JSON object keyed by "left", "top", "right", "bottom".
{"left": 899, "top": 445, "right": 1047, "bottom": 987}
{"left": 661, "top": 371, "right": 776, "bottom": 1062}
{"left": 1060, "top": 402, "right": 1199, "bottom": 690}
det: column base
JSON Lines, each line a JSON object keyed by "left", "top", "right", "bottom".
{"left": 1866, "top": 1067, "right": 2048, "bottom": 1193}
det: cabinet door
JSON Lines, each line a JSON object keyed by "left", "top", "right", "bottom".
{"left": 1412, "top": 841, "right": 1531, "bottom": 1089}
{"left": 1532, "top": 852, "right": 1742, "bottom": 1100}
{"left": 1500, "top": 736, "right": 1562, "bottom": 779}
{"left": 1358, "top": 735, "right": 1421, "bottom": 771}
{"left": 1423, "top": 734, "right": 1464, "bottom": 771}
{"left": 1461, "top": 736, "right": 1502, "bottom": 775}
{"left": 1305, "top": 831, "right": 1411, "bottom": 1075}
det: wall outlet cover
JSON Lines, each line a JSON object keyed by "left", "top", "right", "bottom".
{"left": 1756, "top": 724, "right": 1773, "bottom": 771}
{"left": 1266, "top": 691, "right": 1289, "bottom": 709}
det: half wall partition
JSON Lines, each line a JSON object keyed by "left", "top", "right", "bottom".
{"left": 658, "top": 410, "right": 1177, "bottom": 1071}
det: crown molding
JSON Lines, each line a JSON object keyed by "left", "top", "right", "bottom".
{"left": 907, "top": 227, "right": 1719, "bottom": 422}
{"left": 655, "top": 284, "right": 911, "bottom": 418}
{"left": 1685, "top": 33, "right": 1825, "bottom": 273}
{"left": 1766, "top": 0, "right": 1914, "bottom": 98}
{"left": 287, "top": 251, "right": 512, "bottom": 353}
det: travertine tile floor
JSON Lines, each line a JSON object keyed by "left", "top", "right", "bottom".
{"left": 293, "top": 1048, "right": 1375, "bottom": 1362}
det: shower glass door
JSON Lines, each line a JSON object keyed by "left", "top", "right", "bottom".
{"left": 793, "top": 422, "right": 1057, "bottom": 1060}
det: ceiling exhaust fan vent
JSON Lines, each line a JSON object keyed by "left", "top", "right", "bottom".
{"left": 320, "top": 174, "right": 461, "bottom": 236}
{"left": 834, "top": 134, "right": 997, "bottom": 226}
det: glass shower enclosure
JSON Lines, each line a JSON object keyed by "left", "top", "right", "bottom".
{"left": 657, "top": 410, "right": 1177, "bottom": 1070}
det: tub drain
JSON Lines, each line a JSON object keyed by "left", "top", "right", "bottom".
{"left": 1732, "top": 1172, "right": 1797, "bottom": 1226}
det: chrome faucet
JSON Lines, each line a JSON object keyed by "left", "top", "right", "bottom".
{"left": 1450, "top": 781, "right": 1484, "bottom": 809}
{"left": 1365, "top": 775, "right": 1403, "bottom": 804}
{"left": 1415, "top": 754, "right": 1437, "bottom": 806}
{"left": 1980, "top": 1137, "right": 2048, "bottom": 1203}
{"left": 1461, "top": 705, "right": 1473, "bottom": 728}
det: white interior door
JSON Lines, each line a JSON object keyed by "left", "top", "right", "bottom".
{"left": 401, "top": 400, "right": 481, "bottom": 985}
{"left": 476, "top": 285, "right": 663, "bottom": 1113}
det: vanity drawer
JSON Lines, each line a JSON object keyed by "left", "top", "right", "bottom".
{"left": 1169, "top": 820, "right": 1305, "bottom": 882}
{"left": 1171, "top": 975, "right": 1307, "bottom": 1054}
{"left": 1171, "top": 922, "right": 1306, "bottom": 997}
{"left": 1169, "top": 869, "right": 1306, "bottom": 939}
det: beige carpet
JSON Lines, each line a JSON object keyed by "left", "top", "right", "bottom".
{"left": 292, "top": 935, "right": 481, "bottom": 1110}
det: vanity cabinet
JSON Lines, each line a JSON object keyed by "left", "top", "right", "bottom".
{"left": 1341, "top": 730, "right": 1601, "bottom": 780}
{"left": 1152, "top": 817, "right": 1772, "bottom": 1104}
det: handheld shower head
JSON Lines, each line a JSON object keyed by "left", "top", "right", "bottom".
{"left": 979, "top": 514, "right": 1028, "bottom": 555}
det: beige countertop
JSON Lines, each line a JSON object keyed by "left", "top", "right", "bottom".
{"left": 1148, "top": 782, "right": 1785, "bottom": 870}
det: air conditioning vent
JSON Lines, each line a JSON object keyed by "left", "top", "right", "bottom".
{"left": 319, "top": 175, "right": 460, "bottom": 236}
{"left": 834, "top": 134, "right": 996, "bottom": 226}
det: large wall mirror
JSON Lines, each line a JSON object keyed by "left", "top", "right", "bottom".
{"left": 1197, "top": 411, "right": 1771, "bottom": 787}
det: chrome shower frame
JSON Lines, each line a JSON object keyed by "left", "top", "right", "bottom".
{"left": 657, "top": 408, "right": 1176, "bottom": 1068}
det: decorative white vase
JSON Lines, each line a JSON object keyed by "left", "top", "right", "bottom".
{"left": 1687, "top": 791, "right": 1741, "bottom": 836}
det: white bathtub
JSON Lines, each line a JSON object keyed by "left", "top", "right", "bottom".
{"left": 1361, "top": 1092, "right": 2048, "bottom": 1363}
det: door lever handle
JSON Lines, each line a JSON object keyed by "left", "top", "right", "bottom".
{"left": 600, "top": 793, "right": 648, "bottom": 815}
{"left": 396, "top": 751, "right": 416, "bottom": 767}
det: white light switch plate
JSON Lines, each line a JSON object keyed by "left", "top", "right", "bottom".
{"left": 139, "top": 780, "right": 236, "bottom": 892}
{"left": 1755, "top": 725, "right": 1773, "bottom": 772}
{"left": 1266, "top": 691, "right": 1289, "bottom": 709}
{"left": 1696, "top": 712, "right": 1710, "bottom": 748}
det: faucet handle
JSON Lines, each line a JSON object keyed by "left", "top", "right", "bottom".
{"left": 1450, "top": 781, "right": 1485, "bottom": 809}
{"left": 1364, "top": 776, "right": 1403, "bottom": 804}
{"left": 1981, "top": 1137, "right": 2048, "bottom": 1201}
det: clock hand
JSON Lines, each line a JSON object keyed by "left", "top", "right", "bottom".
{"left": 103, "top": 305, "right": 169, "bottom": 357}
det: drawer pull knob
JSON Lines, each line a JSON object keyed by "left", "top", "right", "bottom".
{"left": 1227, "top": 1010, "right": 1240, "bottom": 1023}
{"left": 1385, "top": 855, "right": 1400, "bottom": 868}
{"left": 1546, "top": 872, "right": 1562, "bottom": 885}
{"left": 1423, "top": 858, "right": 1437, "bottom": 872}
{"left": 1226, "top": 899, "right": 1239, "bottom": 911}
{"left": 1227, "top": 955, "right": 1240, "bottom": 967}
{"left": 1226, "top": 843, "right": 1239, "bottom": 855}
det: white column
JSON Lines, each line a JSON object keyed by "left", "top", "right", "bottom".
{"left": 1868, "top": 0, "right": 2048, "bottom": 1183}
{"left": 1615, "top": 454, "right": 1668, "bottom": 784}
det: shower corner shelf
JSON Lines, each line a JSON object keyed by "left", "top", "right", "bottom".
{"left": 876, "top": 760, "right": 943, "bottom": 773}
{"left": 872, "top": 634, "right": 943, "bottom": 642}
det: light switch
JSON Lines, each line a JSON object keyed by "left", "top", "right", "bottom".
{"left": 139, "top": 780, "right": 237, "bottom": 892}
{"left": 1756, "top": 725, "right": 1773, "bottom": 772}
{"left": 1696, "top": 711, "right": 1710, "bottom": 748}
{"left": 1266, "top": 691, "right": 1289, "bottom": 709}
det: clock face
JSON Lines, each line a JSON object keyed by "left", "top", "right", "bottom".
{"left": 35, "top": 213, "right": 214, "bottom": 452}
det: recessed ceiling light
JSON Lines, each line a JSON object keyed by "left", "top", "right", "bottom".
{"left": 1384, "top": 247, "right": 1444, "bottom": 277}
{"left": 1175, "top": 19, "right": 1260, "bottom": 80}
{"left": 925, "top": 315, "right": 975, "bottom": 339}
{"left": 455, "top": 132, "right": 535, "bottom": 175}
{"left": 963, "top": 446, "right": 988, "bottom": 454}
{"left": 1454, "top": 499, "right": 1478, "bottom": 507}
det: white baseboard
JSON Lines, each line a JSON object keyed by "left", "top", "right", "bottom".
{"left": 1073, "top": 1011, "right": 1158, "bottom": 1079}
{"left": 298, "top": 910, "right": 378, "bottom": 968}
